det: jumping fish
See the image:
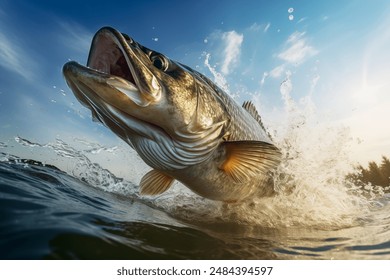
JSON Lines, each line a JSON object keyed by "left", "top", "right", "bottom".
{"left": 63, "top": 27, "right": 281, "bottom": 202}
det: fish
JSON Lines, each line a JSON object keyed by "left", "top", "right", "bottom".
{"left": 63, "top": 27, "right": 281, "bottom": 202}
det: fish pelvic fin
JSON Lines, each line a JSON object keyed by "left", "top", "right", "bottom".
{"left": 140, "top": 169, "right": 175, "bottom": 196}
{"left": 220, "top": 140, "right": 281, "bottom": 183}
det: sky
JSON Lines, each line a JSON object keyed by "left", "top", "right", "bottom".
{"left": 1, "top": 0, "right": 390, "bottom": 171}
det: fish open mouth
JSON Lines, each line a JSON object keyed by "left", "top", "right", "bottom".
{"left": 64, "top": 27, "right": 157, "bottom": 111}
{"left": 87, "top": 27, "right": 136, "bottom": 86}
{"left": 63, "top": 26, "right": 177, "bottom": 147}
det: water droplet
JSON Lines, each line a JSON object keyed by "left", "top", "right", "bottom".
{"left": 288, "top": 7, "right": 294, "bottom": 13}
{"left": 51, "top": 99, "right": 57, "bottom": 103}
{"left": 204, "top": 39, "right": 208, "bottom": 44}
{"left": 152, "top": 37, "right": 159, "bottom": 42}
{"left": 289, "top": 15, "right": 294, "bottom": 21}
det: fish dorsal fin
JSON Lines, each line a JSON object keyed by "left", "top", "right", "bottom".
{"left": 140, "top": 169, "right": 175, "bottom": 196}
{"left": 220, "top": 140, "right": 281, "bottom": 183}
{"left": 242, "top": 101, "right": 266, "bottom": 131}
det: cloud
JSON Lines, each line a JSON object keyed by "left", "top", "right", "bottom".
{"left": 221, "top": 31, "right": 244, "bottom": 75}
{"left": 57, "top": 21, "right": 92, "bottom": 55}
{"left": 265, "top": 32, "right": 317, "bottom": 83}
{"left": 0, "top": 28, "right": 37, "bottom": 80}
{"left": 278, "top": 31, "right": 318, "bottom": 64}
{"left": 269, "top": 65, "right": 285, "bottom": 78}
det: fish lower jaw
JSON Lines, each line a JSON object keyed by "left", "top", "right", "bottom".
{"left": 106, "top": 76, "right": 152, "bottom": 107}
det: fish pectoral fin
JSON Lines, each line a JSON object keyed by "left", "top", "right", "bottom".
{"left": 139, "top": 169, "right": 175, "bottom": 196}
{"left": 220, "top": 141, "right": 281, "bottom": 183}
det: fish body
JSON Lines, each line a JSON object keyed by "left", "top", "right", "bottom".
{"left": 63, "top": 27, "right": 281, "bottom": 202}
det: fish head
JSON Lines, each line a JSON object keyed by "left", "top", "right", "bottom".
{"left": 63, "top": 27, "right": 226, "bottom": 170}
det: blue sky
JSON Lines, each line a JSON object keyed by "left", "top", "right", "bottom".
{"left": 1, "top": 0, "right": 390, "bottom": 169}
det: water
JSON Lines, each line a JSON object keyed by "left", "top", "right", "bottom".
{"left": 1, "top": 152, "right": 390, "bottom": 260}
{"left": 1, "top": 85, "right": 390, "bottom": 260}
{"left": 2, "top": 68, "right": 390, "bottom": 259}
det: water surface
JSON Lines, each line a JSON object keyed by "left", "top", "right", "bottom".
{"left": 1, "top": 149, "right": 389, "bottom": 259}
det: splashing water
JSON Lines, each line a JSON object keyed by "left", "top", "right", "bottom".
{"left": 13, "top": 136, "right": 137, "bottom": 196}
{"left": 288, "top": 8, "right": 294, "bottom": 21}
{"left": 9, "top": 68, "right": 379, "bottom": 231}
{"left": 246, "top": 73, "right": 370, "bottom": 228}
{"left": 204, "top": 53, "right": 238, "bottom": 98}
{"left": 147, "top": 68, "right": 373, "bottom": 229}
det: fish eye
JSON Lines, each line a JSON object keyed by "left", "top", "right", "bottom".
{"left": 151, "top": 55, "right": 168, "bottom": 71}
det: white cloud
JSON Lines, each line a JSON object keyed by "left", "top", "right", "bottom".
{"left": 0, "top": 29, "right": 36, "bottom": 80}
{"left": 221, "top": 30, "right": 244, "bottom": 75}
{"left": 262, "top": 32, "right": 318, "bottom": 86}
{"left": 58, "top": 21, "right": 92, "bottom": 54}
{"left": 269, "top": 64, "right": 285, "bottom": 78}
{"left": 278, "top": 31, "right": 318, "bottom": 64}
